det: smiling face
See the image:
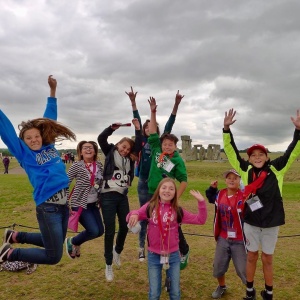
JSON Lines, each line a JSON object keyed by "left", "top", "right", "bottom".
{"left": 81, "top": 143, "right": 96, "bottom": 162}
{"left": 248, "top": 149, "right": 268, "bottom": 168}
{"left": 159, "top": 180, "right": 176, "bottom": 203}
{"left": 225, "top": 173, "right": 240, "bottom": 193}
{"left": 117, "top": 140, "right": 131, "bottom": 157}
{"left": 23, "top": 128, "right": 43, "bottom": 150}
{"left": 161, "top": 138, "right": 176, "bottom": 155}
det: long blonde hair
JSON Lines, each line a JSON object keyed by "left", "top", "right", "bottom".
{"left": 18, "top": 118, "right": 76, "bottom": 145}
{"left": 148, "top": 178, "right": 180, "bottom": 218}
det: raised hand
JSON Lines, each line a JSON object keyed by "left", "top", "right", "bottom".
{"left": 224, "top": 109, "right": 237, "bottom": 130}
{"left": 148, "top": 97, "right": 157, "bottom": 112}
{"left": 125, "top": 86, "right": 137, "bottom": 103}
{"left": 291, "top": 109, "right": 300, "bottom": 130}
{"left": 132, "top": 118, "right": 140, "bottom": 130}
{"left": 190, "top": 190, "right": 205, "bottom": 202}
{"left": 210, "top": 180, "right": 218, "bottom": 189}
{"left": 175, "top": 90, "right": 184, "bottom": 105}
{"left": 111, "top": 122, "right": 121, "bottom": 130}
{"left": 48, "top": 75, "right": 57, "bottom": 97}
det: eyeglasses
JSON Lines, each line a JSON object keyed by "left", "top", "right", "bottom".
{"left": 82, "top": 146, "right": 94, "bottom": 150}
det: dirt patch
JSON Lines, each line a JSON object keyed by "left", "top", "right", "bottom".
{"left": 8, "top": 166, "right": 26, "bottom": 175}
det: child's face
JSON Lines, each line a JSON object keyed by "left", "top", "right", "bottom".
{"left": 144, "top": 124, "right": 150, "bottom": 137}
{"left": 161, "top": 138, "right": 176, "bottom": 155}
{"left": 248, "top": 149, "right": 268, "bottom": 168}
{"left": 159, "top": 181, "right": 176, "bottom": 202}
{"left": 81, "top": 143, "right": 95, "bottom": 162}
{"left": 117, "top": 141, "right": 131, "bottom": 157}
{"left": 23, "top": 128, "right": 43, "bottom": 151}
{"left": 225, "top": 173, "right": 240, "bottom": 190}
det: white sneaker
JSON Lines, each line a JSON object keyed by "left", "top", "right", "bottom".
{"left": 138, "top": 248, "right": 145, "bottom": 262}
{"left": 113, "top": 246, "right": 121, "bottom": 267}
{"left": 105, "top": 264, "right": 114, "bottom": 282}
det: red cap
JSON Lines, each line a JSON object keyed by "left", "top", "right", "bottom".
{"left": 223, "top": 169, "right": 241, "bottom": 178}
{"left": 247, "top": 144, "right": 268, "bottom": 156}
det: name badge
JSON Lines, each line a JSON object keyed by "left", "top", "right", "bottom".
{"left": 246, "top": 196, "right": 263, "bottom": 212}
{"left": 163, "top": 160, "right": 175, "bottom": 172}
{"left": 227, "top": 228, "right": 237, "bottom": 239}
{"left": 160, "top": 255, "right": 169, "bottom": 264}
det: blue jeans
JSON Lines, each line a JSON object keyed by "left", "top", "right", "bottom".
{"left": 148, "top": 251, "right": 181, "bottom": 300}
{"left": 137, "top": 178, "right": 152, "bottom": 248}
{"left": 9, "top": 202, "right": 69, "bottom": 265}
{"left": 72, "top": 202, "right": 104, "bottom": 246}
{"left": 101, "top": 192, "right": 129, "bottom": 265}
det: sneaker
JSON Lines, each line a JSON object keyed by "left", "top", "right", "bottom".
{"left": 0, "top": 243, "right": 11, "bottom": 263}
{"left": 3, "top": 229, "right": 14, "bottom": 244}
{"left": 180, "top": 250, "right": 190, "bottom": 270}
{"left": 75, "top": 245, "right": 81, "bottom": 258}
{"left": 212, "top": 285, "right": 227, "bottom": 299}
{"left": 260, "top": 290, "right": 272, "bottom": 300}
{"left": 113, "top": 246, "right": 121, "bottom": 267}
{"left": 105, "top": 264, "right": 114, "bottom": 282}
{"left": 65, "top": 237, "right": 76, "bottom": 259}
{"left": 243, "top": 288, "right": 256, "bottom": 300}
{"left": 138, "top": 248, "right": 145, "bottom": 262}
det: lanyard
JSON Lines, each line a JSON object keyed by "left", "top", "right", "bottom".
{"left": 85, "top": 161, "right": 96, "bottom": 186}
{"left": 157, "top": 203, "right": 172, "bottom": 254}
{"left": 225, "top": 193, "right": 238, "bottom": 229}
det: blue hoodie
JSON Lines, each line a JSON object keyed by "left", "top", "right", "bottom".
{"left": 0, "top": 97, "right": 69, "bottom": 206}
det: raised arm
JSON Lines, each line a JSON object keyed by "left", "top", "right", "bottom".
{"left": 181, "top": 190, "right": 207, "bottom": 225}
{"left": 126, "top": 86, "right": 142, "bottom": 130}
{"left": 43, "top": 75, "right": 58, "bottom": 120}
{"left": 164, "top": 90, "right": 184, "bottom": 134}
{"left": 223, "top": 108, "right": 236, "bottom": 131}
{"left": 148, "top": 97, "right": 158, "bottom": 134}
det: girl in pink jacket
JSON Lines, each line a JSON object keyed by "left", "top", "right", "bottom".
{"left": 127, "top": 177, "right": 207, "bottom": 300}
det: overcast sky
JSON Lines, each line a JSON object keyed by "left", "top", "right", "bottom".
{"left": 1, "top": 0, "right": 300, "bottom": 152}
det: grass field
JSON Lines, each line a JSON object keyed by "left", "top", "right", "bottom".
{"left": 0, "top": 156, "right": 300, "bottom": 300}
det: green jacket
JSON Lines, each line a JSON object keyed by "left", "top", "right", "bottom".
{"left": 223, "top": 128, "right": 300, "bottom": 228}
{"left": 147, "top": 133, "right": 187, "bottom": 194}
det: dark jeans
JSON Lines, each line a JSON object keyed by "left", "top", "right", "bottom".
{"left": 4, "top": 164, "right": 9, "bottom": 174}
{"left": 72, "top": 202, "right": 104, "bottom": 246}
{"left": 9, "top": 202, "right": 69, "bottom": 265}
{"left": 137, "top": 178, "right": 152, "bottom": 248}
{"left": 101, "top": 192, "right": 129, "bottom": 265}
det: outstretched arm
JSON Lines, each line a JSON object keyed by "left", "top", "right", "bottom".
{"left": 224, "top": 108, "right": 236, "bottom": 131}
{"left": 148, "top": 97, "right": 158, "bottom": 134}
{"left": 171, "top": 90, "right": 184, "bottom": 115}
{"left": 126, "top": 86, "right": 142, "bottom": 129}
{"left": 43, "top": 75, "right": 57, "bottom": 120}
{"left": 125, "top": 86, "right": 138, "bottom": 111}
{"left": 164, "top": 90, "right": 184, "bottom": 133}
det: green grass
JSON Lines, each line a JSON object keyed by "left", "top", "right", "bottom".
{"left": 0, "top": 158, "right": 300, "bottom": 299}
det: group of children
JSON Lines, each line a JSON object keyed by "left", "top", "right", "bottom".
{"left": 0, "top": 76, "right": 300, "bottom": 300}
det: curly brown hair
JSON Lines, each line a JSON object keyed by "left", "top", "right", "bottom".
{"left": 18, "top": 118, "right": 76, "bottom": 145}
{"left": 76, "top": 141, "right": 99, "bottom": 161}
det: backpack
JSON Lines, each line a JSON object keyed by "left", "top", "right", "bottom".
{"left": 146, "top": 204, "right": 184, "bottom": 224}
{"left": 0, "top": 261, "right": 38, "bottom": 275}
